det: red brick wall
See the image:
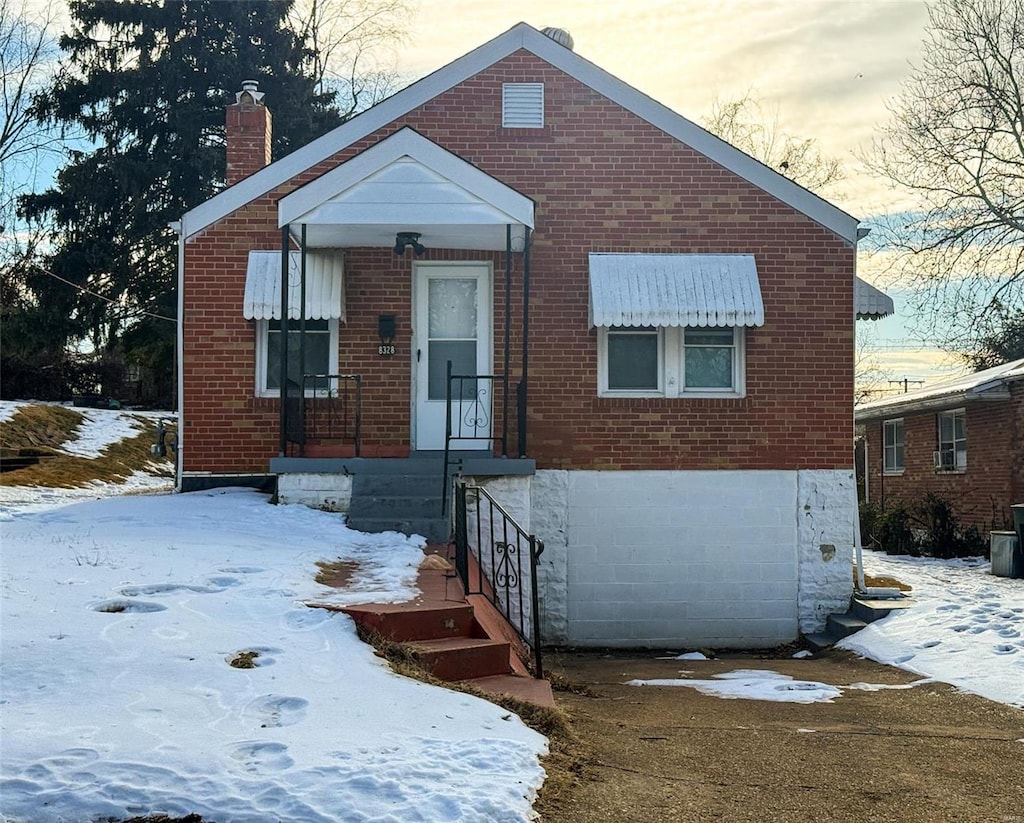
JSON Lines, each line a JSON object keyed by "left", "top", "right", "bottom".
{"left": 225, "top": 99, "right": 272, "bottom": 185}
{"left": 183, "top": 52, "right": 855, "bottom": 475}
{"left": 863, "top": 385, "right": 1024, "bottom": 533}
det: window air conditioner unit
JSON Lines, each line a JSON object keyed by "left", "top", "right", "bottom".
{"left": 933, "top": 449, "right": 955, "bottom": 470}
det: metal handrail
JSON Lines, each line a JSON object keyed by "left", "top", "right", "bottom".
{"left": 291, "top": 373, "right": 362, "bottom": 456}
{"left": 441, "top": 361, "right": 508, "bottom": 513}
{"left": 453, "top": 480, "right": 545, "bottom": 677}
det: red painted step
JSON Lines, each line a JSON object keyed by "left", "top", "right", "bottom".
{"left": 407, "top": 636, "right": 512, "bottom": 681}
{"left": 340, "top": 602, "right": 478, "bottom": 642}
{"left": 462, "top": 675, "right": 555, "bottom": 707}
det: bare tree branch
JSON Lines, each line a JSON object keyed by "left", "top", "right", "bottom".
{"left": 702, "top": 92, "right": 846, "bottom": 194}
{"left": 866, "top": 0, "right": 1024, "bottom": 357}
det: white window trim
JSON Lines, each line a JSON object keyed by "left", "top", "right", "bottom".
{"left": 936, "top": 408, "right": 967, "bottom": 472}
{"left": 597, "top": 326, "right": 746, "bottom": 398}
{"left": 882, "top": 418, "right": 904, "bottom": 475}
{"left": 254, "top": 319, "right": 339, "bottom": 398}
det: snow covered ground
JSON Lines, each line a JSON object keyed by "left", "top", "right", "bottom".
{"left": 626, "top": 551, "right": 1024, "bottom": 710}
{"left": 0, "top": 404, "right": 547, "bottom": 823}
{"left": 839, "top": 550, "right": 1024, "bottom": 708}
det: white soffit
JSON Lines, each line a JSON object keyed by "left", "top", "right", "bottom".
{"left": 181, "top": 23, "right": 859, "bottom": 243}
{"left": 589, "top": 253, "right": 765, "bottom": 328}
{"left": 243, "top": 251, "right": 345, "bottom": 320}
{"left": 278, "top": 127, "right": 534, "bottom": 230}
{"left": 855, "top": 277, "right": 894, "bottom": 320}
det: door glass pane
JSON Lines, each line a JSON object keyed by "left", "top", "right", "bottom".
{"left": 608, "top": 332, "right": 658, "bottom": 390}
{"left": 429, "top": 278, "right": 477, "bottom": 338}
{"left": 429, "top": 341, "right": 477, "bottom": 400}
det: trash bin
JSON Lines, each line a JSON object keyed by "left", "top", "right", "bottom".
{"left": 990, "top": 531, "right": 1021, "bottom": 578}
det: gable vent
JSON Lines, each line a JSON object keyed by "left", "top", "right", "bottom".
{"left": 503, "top": 83, "right": 544, "bottom": 128}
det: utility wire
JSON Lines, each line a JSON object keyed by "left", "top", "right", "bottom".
{"left": 34, "top": 267, "right": 175, "bottom": 322}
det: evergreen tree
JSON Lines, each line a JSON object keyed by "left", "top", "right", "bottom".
{"left": 19, "top": 0, "right": 343, "bottom": 405}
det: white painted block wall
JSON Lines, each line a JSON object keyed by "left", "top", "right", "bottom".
{"left": 276, "top": 473, "right": 352, "bottom": 512}
{"left": 524, "top": 469, "right": 854, "bottom": 648}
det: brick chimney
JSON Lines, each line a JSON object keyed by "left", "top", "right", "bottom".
{"left": 225, "top": 80, "right": 272, "bottom": 185}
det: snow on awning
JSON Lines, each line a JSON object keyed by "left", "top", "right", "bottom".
{"left": 588, "top": 253, "right": 764, "bottom": 328}
{"left": 242, "top": 251, "right": 345, "bottom": 321}
{"left": 855, "top": 277, "right": 894, "bottom": 320}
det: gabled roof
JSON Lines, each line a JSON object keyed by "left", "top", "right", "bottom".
{"left": 855, "top": 357, "right": 1024, "bottom": 421}
{"left": 181, "top": 23, "right": 859, "bottom": 243}
{"left": 588, "top": 253, "right": 764, "bottom": 328}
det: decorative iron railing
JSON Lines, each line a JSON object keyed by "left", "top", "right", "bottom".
{"left": 286, "top": 374, "right": 362, "bottom": 457}
{"left": 441, "top": 363, "right": 509, "bottom": 513}
{"left": 453, "top": 481, "right": 545, "bottom": 677}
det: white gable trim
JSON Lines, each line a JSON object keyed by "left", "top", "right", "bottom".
{"left": 182, "top": 23, "right": 859, "bottom": 242}
{"left": 278, "top": 127, "right": 534, "bottom": 229}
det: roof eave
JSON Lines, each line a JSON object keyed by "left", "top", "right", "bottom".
{"left": 855, "top": 386, "right": 1012, "bottom": 421}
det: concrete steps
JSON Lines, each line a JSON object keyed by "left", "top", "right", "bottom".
{"left": 344, "top": 456, "right": 458, "bottom": 543}
{"left": 805, "top": 593, "right": 915, "bottom": 653}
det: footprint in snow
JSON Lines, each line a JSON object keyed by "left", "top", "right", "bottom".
{"left": 219, "top": 566, "right": 264, "bottom": 575}
{"left": 227, "top": 741, "right": 294, "bottom": 772}
{"left": 951, "top": 624, "right": 970, "bottom": 633}
{"left": 997, "top": 628, "right": 1020, "bottom": 638}
{"left": 893, "top": 654, "right": 915, "bottom": 664}
{"left": 993, "top": 645, "right": 1017, "bottom": 655}
{"left": 935, "top": 604, "right": 961, "bottom": 612}
{"left": 917, "top": 640, "right": 941, "bottom": 649}
{"left": 244, "top": 694, "right": 309, "bottom": 728}
{"left": 90, "top": 598, "right": 166, "bottom": 614}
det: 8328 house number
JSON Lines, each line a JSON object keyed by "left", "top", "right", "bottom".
{"left": 378, "top": 344, "right": 396, "bottom": 356}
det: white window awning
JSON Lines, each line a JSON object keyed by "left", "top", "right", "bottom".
{"left": 243, "top": 251, "right": 345, "bottom": 321}
{"left": 855, "top": 277, "right": 894, "bottom": 320}
{"left": 589, "top": 253, "right": 765, "bottom": 328}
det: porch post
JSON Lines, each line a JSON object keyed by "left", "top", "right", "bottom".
{"left": 297, "top": 224, "right": 307, "bottom": 455}
{"left": 503, "top": 225, "right": 511, "bottom": 457}
{"left": 518, "top": 227, "right": 532, "bottom": 457}
{"left": 278, "top": 225, "right": 290, "bottom": 456}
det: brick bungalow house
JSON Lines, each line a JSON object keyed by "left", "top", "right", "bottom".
{"left": 174, "top": 23, "right": 890, "bottom": 648}
{"left": 856, "top": 357, "right": 1024, "bottom": 534}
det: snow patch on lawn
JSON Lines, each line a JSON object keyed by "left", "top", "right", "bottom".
{"left": 839, "top": 551, "right": 1024, "bottom": 708}
{"left": 0, "top": 489, "right": 547, "bottom": 823}
{"left": 627, "top": 669, "right": 843, "bottom": 703}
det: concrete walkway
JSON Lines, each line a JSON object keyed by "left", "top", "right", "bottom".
{"left": 537, "top": 650, "right": 1024, "bottom": 823}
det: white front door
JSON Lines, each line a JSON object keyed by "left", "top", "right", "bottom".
{"left": 413, "top": 263, "right": 492, "bottom": 451}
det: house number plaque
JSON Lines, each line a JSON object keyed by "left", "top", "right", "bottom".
{"left": 378, "top": 344, "right": 396, "bottom": 356}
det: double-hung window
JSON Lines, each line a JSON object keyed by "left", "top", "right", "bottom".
{"left": 599, "top": 326, "right": 745, "bottom": 397}
{"left": 883, "top": 419, "right": 904, "bottom": 474}
{"left": 256, "top": 319, "right": 338, "bottom": 397}
{"left": 936, "top": 408, "right": 966, "bottom": 471}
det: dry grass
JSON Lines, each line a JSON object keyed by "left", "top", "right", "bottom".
{"left": 856, "top": 566, "right": 913, "bottom": 592}
{"left": 0, "top": 405, "right": 174, "bottom": 488}
{"left": 315, "top": 559, "right": 363, "bottom": 588}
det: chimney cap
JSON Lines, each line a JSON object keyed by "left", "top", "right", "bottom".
{"left": 235, "top": 79, "right": 265, "bottom": 105}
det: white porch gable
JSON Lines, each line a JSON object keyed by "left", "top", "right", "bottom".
{"left": 278, "top": 127, "right": 534, "bottom": 251}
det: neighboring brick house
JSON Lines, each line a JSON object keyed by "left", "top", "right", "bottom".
{"left": 175, "top": 24, "right": 889, "bottom": 647}
{"left": 856, "top": 358, "right": 1024, "bottom": 535}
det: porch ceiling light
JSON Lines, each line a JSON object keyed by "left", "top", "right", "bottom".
{"left": 394, "top": 231, "right": 425, "bottom": 256}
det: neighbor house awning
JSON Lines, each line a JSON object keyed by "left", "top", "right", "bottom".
{"left": 242, "top": 251, "right": 345, "bottom": 320}
{"left": 588, "top": 253, "right": 765, "bottom": 327}
{"left": 855, "top": 277, "right": 895, "bottom": 320}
